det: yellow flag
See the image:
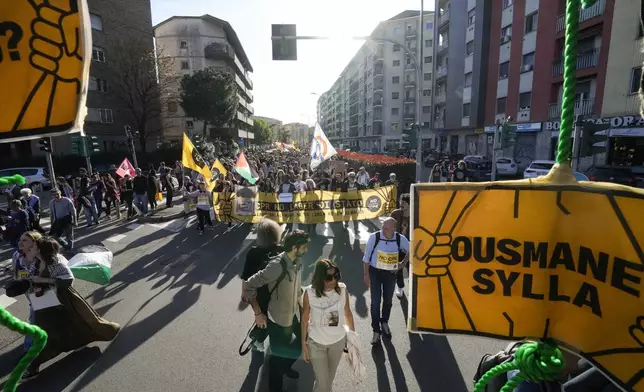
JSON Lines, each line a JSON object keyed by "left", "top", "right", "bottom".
{"left": 211, "top": 159, "right": 227, "bottom": 176}
{"left": 182, "top": 133, "right": 213, "bottom": 188}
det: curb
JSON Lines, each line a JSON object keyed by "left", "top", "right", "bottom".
{"left": 137, "top": 209, "right": 194, "bottom": 224}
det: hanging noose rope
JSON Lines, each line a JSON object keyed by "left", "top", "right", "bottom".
{"left": 0, "top": 307, "right": 47, "bottom": 392}
{"left": 476, "top": 0, "right": 599, "bottom": 388}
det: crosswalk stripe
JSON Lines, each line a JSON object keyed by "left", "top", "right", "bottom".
{"left": 106, "top": 234, "right": 127, "bottom": 242}
{"left": 0, "top": 294, "right": 17, "bottom": 308}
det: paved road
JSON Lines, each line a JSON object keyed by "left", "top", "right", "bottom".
{"left": 0, "top": 215, "right": 506, "bottom": 392}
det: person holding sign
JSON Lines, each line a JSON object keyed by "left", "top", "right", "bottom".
{"left": 184, "top": 181, "right": 213, "bottom": 236}
{"left": 362, "top": 217, "right": 409, "bottom": 345}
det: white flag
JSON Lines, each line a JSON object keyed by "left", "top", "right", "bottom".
{"left": 310, "top": 124, "right": 337, "bottom": 169}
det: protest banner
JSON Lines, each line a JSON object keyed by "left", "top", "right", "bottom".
{"left": 0, "top": 0, "right": 92, "bottom": 141}
{"left": 213, "top": 185, "right": 397, "bottom": 224}
{"left": 409, "top": 167, "right": 644, "bottom": 392}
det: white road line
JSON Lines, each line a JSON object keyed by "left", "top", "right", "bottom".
{"left": 106, "top": 234, "right": 127, "bottom": 242}
{"left": 0, "top": 294, "right": 17, "bottom": 308}
{"left": 126, "top": 224, "right": 142, "bottom": 231}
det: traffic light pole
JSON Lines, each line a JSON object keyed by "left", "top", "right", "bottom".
{"left": 571, "top": 115, "right": 583, "bottom": 172}
{"left": 46, "top": 153, "right": 57, "bottom": 191}
{"left": 491, "top": 123, "right": 501, "bottom": 181}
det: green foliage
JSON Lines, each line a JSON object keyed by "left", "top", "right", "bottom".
{"left": 180, "top": 68, "right": 238, "bottom": 129}
{"left": 277, "top": 128, "right": 290, "bottom": 143}
{"left": 252, "top": 119, "right": 273, "bottom": 145}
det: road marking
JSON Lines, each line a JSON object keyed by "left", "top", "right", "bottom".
{"left": 0, "top": 294, "right": 17, "bottom": 308}
{"left": 126, "top": 224, "right": 142, "bottom": 231}
{"left": 106, "top": 234, "right": 127, "bottom": 242}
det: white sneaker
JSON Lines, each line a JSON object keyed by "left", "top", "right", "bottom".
{"left": 395, "top": 287, "right": 404, "bottom": 298}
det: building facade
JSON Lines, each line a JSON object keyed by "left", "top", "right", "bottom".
{"left": 282, "top": 123, "right": 314, "bottom": 148}
{"left": 317, "top": 11, "right": 435, "bottom": 153}
{"left": 154, "top": 15, "right": 254, "bottom": 144}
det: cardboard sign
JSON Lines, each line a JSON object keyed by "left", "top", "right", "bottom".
{"left": 0, "top": 0, "right": 92, "bottom": 141}
{"left": 409, "top": 166, "right": 644, "bottom": 392}
{"left": 329, "top": 161, "right": 346, "bottom": 178}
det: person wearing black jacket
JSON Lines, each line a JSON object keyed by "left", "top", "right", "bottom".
{"left": 147, "top": 169, "right": 160, "bottom": 210}
{"left": 132, "top": 169, "right": 148, "bottom": 215}
{"left": 122, "top": 175, "right": 135, "bottom": 218}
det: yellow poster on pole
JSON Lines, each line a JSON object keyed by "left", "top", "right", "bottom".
{"left": 0, "top": 0, "right": 92, "bottom": 141}
{"left": 409, "top": 166, "right": 644, "bottom": 392}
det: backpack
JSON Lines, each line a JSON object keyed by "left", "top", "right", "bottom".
{"left": 368, "top": 232, "right": 407, "bottom": 264}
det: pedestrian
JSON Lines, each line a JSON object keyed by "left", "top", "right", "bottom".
{"left": 452, "top": 160, "right": 470, "bottom": 182}
{"left": 103, "top": 174, "right": 121, "bottom": 219}
{"left": 20, "top": 188, "right": 45, "bottom": 233}
{"left": 78, "top": 169, "right": 99, "bottom": 225}
{"left": 6, "top": 200, "right": 31, "bottom": 249}
{"left": 301, "top": 258, "right": 355, "bottom": 392}
{"left": 362, "top": 217, "right": 409, "bottom": 344}
{"left": 48, "top": 188, "right": 76, "bottom": 251}
{"left": 184, "top": 181, "right": 213, "bottom": 235}
{"left": 122, "top": 174, "right": 135, "bottom": 218}
{"left": 132, "top": 168, "right": 148, "bottom": 215}
{"left": 244, "top": 230, "right": 310, "bottom": 392}
{"left": 164, "top": 170, "right": 175, "bottom": 208}
{"left": 390, "top": 193, "right": 411, "bottom": 298}
{"left": 147, "top": 169, "right": 160, "bottom": 210}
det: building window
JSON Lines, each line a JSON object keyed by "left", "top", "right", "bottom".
{"left": 425, "top": 22, "right": 433, "bottom": 30}
{"left": 392, "top": 76, "right": 400, "bottom": 84}
{"left": 466, "top": 41, "right": 474, "bottom": 55}
{"left": 424, "top": 56, "right": 432, "bottom": 64}
{"left": 468, "top": 9, "right": 475, "bottom": 26}
{"left": 90, "top": 13, "right": 103, "bottom": 31}
{"left": 393, "top": 44, "right": 401, "bottom": 52}
{"left": 393, "top": 59, "right": 400, "bottom": 67}
{"left": 499, "top": 61, "right": 509, "bottom": 79}
{"left": 503, "top": 0, "right": 513, "bottom": 8}
{"left": 464, "top": 72, "right": 473, "bottom": 87}
{"left": 167, "top": 102, "right": 178, "bottom": 113}
{"left": 391, "top": 107, "right": 400, "bottom": 115}
{"left": 186, "top": 121, "right": 194, "bottom": 129}
{"left": 501, "top": 25, "right": 512, "bottom": 39}
{"left": 89, "top": 77, "right": 109, "bottom": 93}
{"left": 525, "top": 12, "right": 538, "bottom": 33}
{"left": 423, "top": 105, "right": 431, "bottom": 114}
{"left": 424, "top": 72, "right": 431, "bottom": 81}
{"left": 181, "top": 60, "right": 190, "bottom": 70}
{"left": 98, "top": 109, "right": 113, "bottom": 124}
{"left": 423, "top": 89, "right": 431, "bottom": 97}
{"left": 496, "top": 97, "right": 507, "bottom": 114}
{"left": 92, "top": 46, "right": 105, "bottom": 62}
{"left": 630, "top": 67, "right": 642, "bottom": 94}
{"left": 180, "top": 40, "right": 188, "bottom": 49}
{"left": 425, "top": 39, "right": 432, "bottom": 48}
{"left": 463, "top": 103, "right": 471, "bottom": 117}
{"left": 522, "top": 52, "right": 535, "bottom": 67}
{"left": 391, "top": 122, "right": 399, "bottom": 131}
{"left": 392, "top": 92, "right": 399, "bottom": 99}
{"left": 519, "top": 92, "right": 532, "bottom": 109}
{"left": 393, "top": 27, "right": 401, "bottom": 35}
{"left": 406, "top": 56, "right": 412, "bottom": 65}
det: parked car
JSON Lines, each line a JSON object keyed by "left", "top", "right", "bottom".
{"left": 523, "top": 160, "right": 555, "bottom": 179}
{"left": 585, "top": 166, "right": 638, "bottom": 187}
{"left": 496, "top": 157, "right": 519, "bottom": 176}
{"left": 0, "top": 167, "right": 51, "bottom": 192}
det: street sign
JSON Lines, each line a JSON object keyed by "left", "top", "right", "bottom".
{"left": 271, "top": 24, "right": 297, "bottom": 61}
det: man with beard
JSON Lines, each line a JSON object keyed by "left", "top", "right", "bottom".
{"left": 244, "top": 230, "right": 310, "bottom": 392}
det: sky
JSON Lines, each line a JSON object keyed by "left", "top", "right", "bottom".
{"left": 151, "top": 0, "right": 434, "bottom": 125}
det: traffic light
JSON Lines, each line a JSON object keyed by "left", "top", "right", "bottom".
{"left": 38, "top": 137, "right": 52, "bottom": 153}
{"left": 580, "top": 122, "right": 609, "bottom": 157}
{"left": 500, "top": 123, "right": 517, "bottom": 148}
{"left": 193, "top": 135, "right": 203, "bottom": 149}
{"left": 271, "top": 24, "right": 297, "bottom": 61}
{"left": 89, "top": 136, "right": 100, "bottom": 155}
{"left": 71, "top": 136, "right": 80, "bottom": 155}
{"left": 401, "top": 126, "right": 417, "bottom": 150}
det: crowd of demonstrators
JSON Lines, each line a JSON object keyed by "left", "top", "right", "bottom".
{"left": 430, "top": 159, "right": 471, "bottom": 183}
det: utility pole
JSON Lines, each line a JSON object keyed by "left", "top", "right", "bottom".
{"left": 571, "top": 115, "right": 583, "bottom": 172}
{"left": 415, "top": 0, "right": 425, "bottom": 182}
{"left": 491, "top": 122, "right": 501, "bottom": 181}
{"left": 38, "top": 137, "right": 57, "bottom": 190}
{"left": 125, "top": 125, "right": 139, "bottom": 169}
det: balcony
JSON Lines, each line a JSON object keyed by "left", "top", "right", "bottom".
{"left": 404, "top": 112, "right": 416, "bottom": 120}
{"left": 373, "top": 99, "right": 383, "bottom": 107}
{"left": 404, "top": 96, "right": 415, "bottom": 104}
{"left": 374, "top": 56, "right": 384, "bottom": 64}
{"left": 438, "top": 41, "right": 449, "bottom": 53}
{"left": 405, "top": 28, "right": 417, "bottom": 38}
{"left": 204, "top": 42, "right": 232, "bottom": 60}
{"left": 434, "top": 118, "right": 445, "bottom": 128}
{"left": 404, "top": 80, "right": 416, "bottom": 88}
{"left": 436, "top": 66, "right": 448, "bottom": 79}
{"left": 552, "top": 49, "right": 599, "bottom": 76}
{"left": 404, "top": 63, "right": 416, "bottom": 72}
{"left": 435, "top": 92, "right": 446, "bottom": 104}
{"left": 236, "top": 111, "right": 253, "bottom": 126}
{"left": 548, "top": 98, "right": 595, "bottom": 119}
{"left": 556, "top": 0, "right": 605, "bottom": 33}
{"left": 439, "top": 10, "right": 450, "bottom": 26}
{"left": 374, "top": 84, "right": 384, "bottom": 93}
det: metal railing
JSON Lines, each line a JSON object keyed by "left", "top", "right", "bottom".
{"left": 548, "top": 98, "right": 595, "bottom": 119}
{"left": 373, "top": 99, "right": 383, "bottom": 106}
{"left": 437, "top": 66, "right": 448, "bottom": 79}
{"left": 406, "top": 28, "right": 417, "bottom": 37}
{"left": 556, "top": 0, "right": 605, "bottom": 32}
{"left": 438, "top": 41, "right": 449, "bottom": 52}
{"left": 404, "top": 80, "right": 417, "bottom": 88}
{"left": 552, "top": 49, "right": 599, "bottom": 76}
{"left": 439, "top": 10, "right": 450, "bottom": 26}
{"left": 404, "top": 96, "right": 416, "bottom": 104}
{"left": 435, "top": 93, "right": 446, "bottom": 103}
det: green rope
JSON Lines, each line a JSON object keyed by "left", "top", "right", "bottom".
{"left": 473, "top": 341, "right": 566, "bottom": 392}
{"left": 556, "top": 0, "right": 598, "bottom": 164}
{"left": 0, "top": 307, "right": 47, "bottom": 392}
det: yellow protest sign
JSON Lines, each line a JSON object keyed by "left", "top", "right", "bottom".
{"left": 0, "top": 0, "right": 91, "bottom": 141}
{"left": 409, "top": 165, "right": 644, "bottom": 392}
{"left": 213, "top": 185, "right": 397, "bottom": 224}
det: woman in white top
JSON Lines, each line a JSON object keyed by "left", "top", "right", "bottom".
{"left": 301, "top": 259, "right": 355, "bottom": 392}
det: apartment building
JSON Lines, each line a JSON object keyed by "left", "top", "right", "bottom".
{"left": 282, "top": 123, "right": 314, "bottom": 148}
{"left": 154, "top": 15, "right": 254, "bottom": 143}
{"left": 431, "top": 0, "right": 492, "bottom": 157}
{"left": 317, "top": 10, "right": 435, "bottom": 153}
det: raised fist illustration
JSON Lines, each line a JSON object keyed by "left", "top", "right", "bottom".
{"left": 413, "top": 226, "right": 452, "bottom": 277}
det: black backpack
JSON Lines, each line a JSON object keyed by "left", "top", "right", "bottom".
{"left": 368, "top": 232, "right": 407, "bottom": 264}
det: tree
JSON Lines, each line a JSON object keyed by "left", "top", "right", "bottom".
{"left": 106, "top": 38, "right": 178, "bottom": 153}
{"left": 252, "top": 119, "right": 273, "bottom": 145}
{"left": 277, "top": 128, "right": 290, "bottom": 143}
{"left": 180, "top": 68, "right": 238, "bottom": 139}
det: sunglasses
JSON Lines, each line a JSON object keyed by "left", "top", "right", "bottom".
{"left": 325, "top": 271, "right": 341, "bottom": 282}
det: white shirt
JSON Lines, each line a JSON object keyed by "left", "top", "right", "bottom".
{"left": 295, "top": 180, "right": 307, "bottom": 192}
{"left": 306, "top": 283, "right": 347, "bottom": 345}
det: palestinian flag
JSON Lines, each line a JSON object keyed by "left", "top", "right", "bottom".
{"left": 234, "top": 152, "right": 259, "bottom": 185}
{"left": 68, "top": 245, "right": 113, "bottom": 285}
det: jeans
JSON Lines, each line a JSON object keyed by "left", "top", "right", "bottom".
{"left": 268, "top": 316, "right": 301, "bottom": 392}
{"left": 83, "top": 203, "right": 99, "bottom": 225}
{"left": 308, "top": 337, "right": 346, "bottom": 392}
{"left": 133, "top": 193, "right": 148, "bottom": 214}
{"left": 369, "top": 266, "right": 397, "bottom": 333}
{"left": 196, "top": 208, "right": 212, "bottom": 231}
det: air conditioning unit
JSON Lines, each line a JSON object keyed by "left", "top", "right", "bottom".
{"left": 500, "top": 35, "right": 512, "bottom": 44}
{"left": 521, "top": 64, "right": 533, "bottom": 73}
{"left": 519, "top": 105, "right": 531, "bottom": 110}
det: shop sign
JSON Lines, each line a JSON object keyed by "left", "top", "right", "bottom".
{"left": 544, "top": 114, "right": 644, "bottom": 131}
{"left": 484, "top": 122, "right": 542, "bottom": 133}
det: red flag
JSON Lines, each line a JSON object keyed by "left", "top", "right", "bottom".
{"left": 115, "top": 158, "right": 136, "bottom": 178}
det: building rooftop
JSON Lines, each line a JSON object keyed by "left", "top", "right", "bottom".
{"left": 154, "top": 14, "right": 253, "bottom": 72}
{"left": 387, "top": 10, "right": 434, "bottom": 21}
